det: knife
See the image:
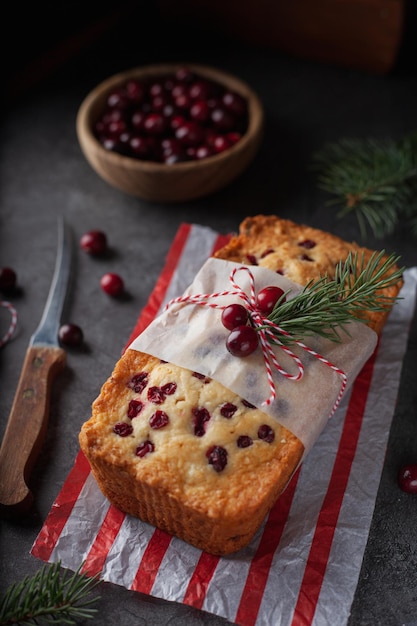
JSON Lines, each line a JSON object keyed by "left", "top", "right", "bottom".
{"left": 0, "top": 217, "right": 72, "bottom": 516}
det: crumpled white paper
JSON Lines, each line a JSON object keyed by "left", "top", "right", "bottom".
{"left": 130, "top": 257, "right": 377, "bottom": 454}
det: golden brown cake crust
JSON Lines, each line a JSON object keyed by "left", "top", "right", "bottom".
{"left": 79, "top": 349, "right": 303, "bottom": 555}
{"left": 214, "top": 214, "right": 403, "bottom": 334}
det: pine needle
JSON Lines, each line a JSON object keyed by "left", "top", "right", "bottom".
{"left": 0, "top": 562, "right": 100, "bottom": 625}
{"left": 312, "top": 133, "right": 417, "bottom": 239}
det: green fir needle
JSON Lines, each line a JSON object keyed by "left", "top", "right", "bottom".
{"left": 0, "top": 562, "right": 100, "bottom": 625}
{"left": 312, "top": 133, "right": 417, "bottom": 239}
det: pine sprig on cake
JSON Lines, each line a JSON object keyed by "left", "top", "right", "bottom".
{"left": 312, "top": 134, "right": 417, "bottom": 239}
{"left": 264, "top": 250, "right": 403, "bottom": 346}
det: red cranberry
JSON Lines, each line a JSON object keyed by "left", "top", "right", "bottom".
{"left": 192, "top": 372, "right": 211, "bottom": 384}
{"left": 100, "top": 272, "right": 124, "bottom": 296}
{"left": 58, "top": 323, "right": 84, "bottom": 347}
{"left": 211, "top": 108, "right": 236, "bottom": 131}
{"left": 161, "top": 382, "right": 177, "bottom": 395}
{"left": 192, "top": 407, "right": 211, "bottom": 437}
{"left": 127, "top": 372, "right": 149, "bottom": 393}
{"left": 189, "top": 79, "right": 217, "bottom": 100}
{"left": 80, "top": 230, "right": 108, "bottom": 255}
{"left": 226, "top": 325, "right": 259, "bottom": 357}
{"left": 190, "top": 100, "right": 210, "bottom": 122}
{"left": 149, "top": 410, "right": 169, "bottom": 429}
{"left": 129, "top": 135, "right": 153, "bottom": 159}
{"left": 125, "top": 79, "right": 146, "bottom": 103}
{"left": 107, "top": 90, "right": 130, "bottom": 109}
{"left": 298, "top": 239, "right": 316, "bottom": 249}
{"left": 212, "top": 135, "right": 231, "bottom": 153}
{"left": 175, "top": 67, "right": 196, "bottom": 83}
{"left": 206, "top": 445, "right": 228, "bottom": 472}
{"left": 114, "top": 422, "right": 133, "bottom": 437}
{"left": 195, "top": 145, "right": 214, "bottom": 160}
{"left": 221, "top": 303, "right": 249, "bottom": 330}
{"left": 242, "top": 399, "right": 256, "bottom": 408}
{"left": 127, "top": 399, "right": 143, "bottom": 418}
{"left": 220, "top": 402, "right": 237, "bottom": 418}
{"left": 256, "top": 286, "right": 286, "bottom": 316}
{"left": 147, "top": 386, "right": 166, "bottom": 404}
{"left": 135, "top": 440, "right": 155, "bottom": 457}
{"left": 237, "top": 435, "right": 253, "bottom": 448}
{"left": 175, "top": 121, "right": 204, "bottom": 146}
{"left": 143, "top": 113, "right": 167, "bottom": 135}
{"left": 131, "top": 110, "right": 145, "bottom": 130}
{"left": 398, "top": 464, "right": 417, "bottom": 494}
{"left": 222, "top": 91, "right": 247, "bottom": 117}
{"left": 258, "top": 424, "right": 275, "bottom": 443}
{"left": 0, "top": 267, "right": 17, "bottom": 291}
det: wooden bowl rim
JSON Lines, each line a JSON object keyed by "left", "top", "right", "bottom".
{"left": 76, "top": 63, "right": 264, "bottom": 174}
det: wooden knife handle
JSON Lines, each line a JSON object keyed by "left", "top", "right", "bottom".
{"left": 0, "top": 345, "right": 66, "bottom": 516}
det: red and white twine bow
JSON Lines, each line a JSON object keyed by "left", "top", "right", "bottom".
{"left": 165, "top": 266, "right": 347, "bottom": 415}
{"left": 0, "top": 301, "right": 18, "bottom": 348}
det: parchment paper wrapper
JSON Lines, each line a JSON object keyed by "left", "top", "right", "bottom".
{"left": 130, "top": 257, "right": 377, "bottom": 454}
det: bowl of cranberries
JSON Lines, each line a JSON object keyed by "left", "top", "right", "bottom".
{"left": 76, "top": 63, "right": 264, "bottom": 203}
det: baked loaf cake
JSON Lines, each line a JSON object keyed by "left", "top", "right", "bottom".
{"left": 79, "top": 215, "right": 403, "bottom": 555}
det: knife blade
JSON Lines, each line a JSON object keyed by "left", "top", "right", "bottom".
{"left": 0, "top": 217, "right": 72, "bottom": 516}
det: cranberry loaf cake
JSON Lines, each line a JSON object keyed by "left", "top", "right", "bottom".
{"left": 79, "top": 215, "right": 403, "bottom": 555}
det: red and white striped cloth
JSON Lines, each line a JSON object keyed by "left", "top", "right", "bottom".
{"left": 31, "top": 223, "right": 417, "bottom": 626}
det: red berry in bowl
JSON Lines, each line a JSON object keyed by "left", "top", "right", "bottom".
{"left": 0, "top": 267, "right": 17, "bottom": 292}
{"left": 100, "top": 272, "right": 124, "bottom": 296}
{"left": 58, "top": 323, "right": 84, "bottom": 347}
{"left": 222, "top": 91, "right": 247, "bottom": 117}
{"left": 256, "top": 286, "right": 286, "bottom": 316}
{"left": 398, "top": 464, "right": 417, "bottom": 494}
{"left": 221, "top": 303, "right": 249, "bottom": 331}
{"left": 175, "top": 121, "right": 204, "bottom": 146}
{"left": 80, "top": 230, "right": 108, "bottom": 255}
{"left": 226, "top": 325, "right": 259, "bottom": 357}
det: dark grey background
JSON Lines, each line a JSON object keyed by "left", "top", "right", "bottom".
{"left": 1, "top": 4, "right": 417, "bottom": 625}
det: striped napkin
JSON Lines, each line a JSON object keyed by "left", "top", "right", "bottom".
{"left": 31, "top": 223, "right": 417, "bottom": 626}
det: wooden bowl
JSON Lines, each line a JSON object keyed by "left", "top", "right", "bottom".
{"left": 76, "top": 63, "right": 264, "bottom": 203}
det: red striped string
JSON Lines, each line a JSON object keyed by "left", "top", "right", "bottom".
{"left": 0, "top": 301, "right": 17, "bottom": 348}
{"left": 165, "top": 266, "right": 347, "bottom": 415}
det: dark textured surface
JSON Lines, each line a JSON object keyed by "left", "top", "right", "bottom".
{"left": 1, "top": 6, "right": 417, "bottom": 625}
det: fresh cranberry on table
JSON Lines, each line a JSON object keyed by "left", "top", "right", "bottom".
{"left": 398, "top": 464, "right": 417, "bottom": 494}
{"left": 58, "top": 323, "right": 84, "bottom": 347}
{"left": 100, "top": 272, "right": 124, "bottom": 297}
{"left": 80, "top": 230, "right": 108, "bottom": 256}
{"left": 0, "top": 267, "right": 17, "bottom": 292}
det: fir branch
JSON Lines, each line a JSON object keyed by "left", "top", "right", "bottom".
{"left": 264, "top": 251, "right": 403, "bottom": 345}
{"left": 312, "top": 134, "right": 417, "bottom": 239}
{"left": 0, "top": 562, "right": 100, "bottom": 625}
